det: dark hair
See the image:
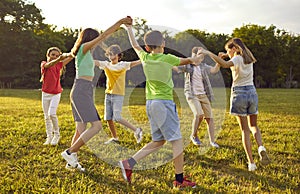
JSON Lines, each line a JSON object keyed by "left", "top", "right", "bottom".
{"left": 71, "top": 28, "right": 99, "bottom": 56}
{"left": 106, "top": 44, "right": 123, "bottom": 61}
{"left": 225, "top": 38, "right": 256, "bottom": 64}
{"left": 144, "top": 30, "right": 164, "bottom": 50}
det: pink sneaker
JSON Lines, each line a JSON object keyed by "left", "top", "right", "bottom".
{"left": 173, "top": 177, "right": 196, "bottom": 189}
{"left": 119, "top": 159, "right": 132, "bottom": 183}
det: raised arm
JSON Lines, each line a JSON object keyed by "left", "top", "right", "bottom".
{"left": 43, "top": 53, "right": 73, "bottom": 68}
{"left": 83, "top": 17, "right": 133, "bottom": 54}
{"left": 210, "top": 63, "right": 221, "bottom": 74}
{"left": 126, "top": 25, "right": 143, "bottom": 53}
{"left": 198, "top": 47, "right": 233, "bottom": 68}
{"left": 179, "top": 53, "right": 204, "bottom": 66}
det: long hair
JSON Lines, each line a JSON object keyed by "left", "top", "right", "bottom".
{"left": 71, "top": 28, "right": 99, "bottom": 56}
{"left": 225, "top": 38, "right": 256, "bottom": 64}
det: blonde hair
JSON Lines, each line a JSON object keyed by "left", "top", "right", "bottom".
{"left": 225, "top": 38, "right": 256, "bottom": 64}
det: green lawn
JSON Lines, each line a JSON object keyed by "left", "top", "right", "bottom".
{"left": 0, "top": 88, "right": 299, "bottom": 193}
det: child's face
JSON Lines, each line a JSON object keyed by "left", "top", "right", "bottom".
{"left": 48, "top": 50, "right": 60, "bottom": 61}
{"left": 226, "top": 46, "right": 236, "bottom": 59}
{"left": 106, "top": 52, "right": 118, "bottom": 63}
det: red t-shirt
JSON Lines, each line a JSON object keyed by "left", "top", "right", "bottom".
{"left": 41, "top": 61, "right": 63, "bottom": 94}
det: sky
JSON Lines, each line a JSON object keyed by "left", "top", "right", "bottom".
{"left": 30, "top": 0, "right": 300, "bottom": 35}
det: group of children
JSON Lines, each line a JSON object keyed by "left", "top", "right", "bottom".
{"left": 40, "top": 16, "right": 271, "bottom": 189}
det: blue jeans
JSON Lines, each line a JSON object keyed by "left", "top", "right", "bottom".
{"left": 230, "top": 85, "right": 258, "bottom": 116}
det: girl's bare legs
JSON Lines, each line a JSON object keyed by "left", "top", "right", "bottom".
{"left": 68, "top": 120, "right": 102, "bottom": 153}
{"left": 248, "top": 115, "right": 263, "bottom": 146}
{"left": 236, "top": 116, "right": 254, "bottom": 164}
{"left": 117, "top": 118, "right": 138, "bottom": 132}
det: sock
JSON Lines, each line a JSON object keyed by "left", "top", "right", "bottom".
{"left": 128, "top": 157, "right": 136, "bottom": 169}
{"left": 175, "top": 173, "right": 184, "bottom": 183}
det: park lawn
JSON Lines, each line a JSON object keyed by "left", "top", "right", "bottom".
{"left": 0, "top": 88, "right": 299, "bottom": 193}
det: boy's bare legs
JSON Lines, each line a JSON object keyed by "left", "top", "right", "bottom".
{"left": 171, "top": 139, "right": 184, "bottom": 174}
{"left": 132, "top": 140, "right": 165, "bottom": 162}
{"left": 117, "top": 118, "right": 139, "bottom": 132}
{"left": 107, "top": 120, "right": 118, "bottom": 139}
{"left": 205, "top": 118, "right": 214, "bottom": 143}
{"left": 191, "top": 114, "right": 203, "bottom": 138}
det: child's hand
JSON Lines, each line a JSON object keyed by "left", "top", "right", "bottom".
{"left": 61, "top": 53, "right": 73, "bottom": 60}
{"left": 121, "top": 16, "right": 133, "bottom": 26}
{"left": 197, "top": 47, "right": 209, "bottom": 55}
{"left": 218, "top": 52, "right": 228, "bottom": 59}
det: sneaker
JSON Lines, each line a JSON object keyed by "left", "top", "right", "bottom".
{"left": 173, "top": 177, "right": 196, "bottom": 189}
{"left": 134, "top": 128, "right": 143, "bottom": 143}
{"left": 190, "top": 136, "right": 201, "bottom": 145}
{"left": 61, "top": 150, "right": 78, "bottom": 168}
{"left": 258, "top": 146, "right": 271, "bottom": 165}
{"left": 50, "top": 135, "right": 60, "bottom": 145}
{"left": 65, "top": 163, "right": 85, "bottom": 172}
{"left": 104, "top": 138, "right": 119, "bottom": 145}
{"left": 119, "top": 159, "right": 132, "bottom": 183}
{"left": 248, "top": 163, "right": 257, "bottom": 171}
{"left": 210, "top": 142, "right": 220, "bottom": 148}
{"left": 43, "top": 137, "right": 52, "bottom": 145}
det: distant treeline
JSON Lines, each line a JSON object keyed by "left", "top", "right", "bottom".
{"left": 1, "top": 0, "right": 299, "bottom": 88}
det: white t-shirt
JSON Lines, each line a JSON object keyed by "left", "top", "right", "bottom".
{"left": 230, "top": 55, "right": 254, "bottom": 87}
{"left": 192, "top": 66, "right": 206, "bottom": 95}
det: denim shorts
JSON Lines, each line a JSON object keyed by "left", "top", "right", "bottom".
{"left": 104, "top": 94, "right": 124, "bottom": 121}
{"left": 146, "top": 100, "right": 181, "bottom": 142}
{"left": 230, "top": 85, "right": 258, "bottom": 116}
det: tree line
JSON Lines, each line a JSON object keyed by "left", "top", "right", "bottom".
{"left": 1, "top": 0, "right": 299, "bottom": 89}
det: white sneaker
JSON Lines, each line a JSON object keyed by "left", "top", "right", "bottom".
{"left": 258, "top": 146, "right": 271, "bottom": 165}
{"left": 65, "top": 163, "right": 85, "bottom": 172}
{"left": 50, "top": 135, "right": 60, "bottom": 145}
{"left": 134, "top": 128, "right": 143, "bottom": 143}
{"left": 210, "top": 142, "right": 220, "bottom": 148}
{"left": 43, "top": 137, "right": 52, "bottom": 145}
{"left": 104, "top": 138, "right": 119, "bottom": 145}
{"left": 248, "top": 163, "right": 257, "bottom": 171}
{"left": 61, "top": 150, "right": 79, "bottom": 168}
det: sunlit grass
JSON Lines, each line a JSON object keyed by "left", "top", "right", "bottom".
{"left": 0, "top": 88, "right": 299, "bottom": 193}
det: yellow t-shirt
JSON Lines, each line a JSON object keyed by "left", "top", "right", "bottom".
{"left": 97, "top": 61, "right": 131, "bottom": 95}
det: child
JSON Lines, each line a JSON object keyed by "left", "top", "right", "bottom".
{"left": 94, "top": 44, "right": 143, "bottom": 144}
{"left": 174, "top": 47, "right": 220, "bottom": 147}
{"left": 40, "top": 47, "right": 73, "bottom": 145}
{"left": 60, "top": 17, "right": 132, "bottom": 172}
{"left": 198, "top": 38, "right": 271, "bottom": 171}
{"left": 119, "top": 23, "right": 204, "bottom": 189}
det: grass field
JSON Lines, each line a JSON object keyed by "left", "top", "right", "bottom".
{"left": 0, "top": 88, "right": 299, "bottom": 193}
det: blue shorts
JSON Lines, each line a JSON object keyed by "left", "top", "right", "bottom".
{"left": 230, "top": 85, "right": 258, "bottom": 116}
{"left": 146, "top": 100, "right": 182, "bottom": 142}
{"left": 104, "top": 94, "right": 124, "bottom": 121}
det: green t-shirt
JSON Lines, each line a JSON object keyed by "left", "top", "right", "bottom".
{"left": 75, "top": 45, "right": 95, "bottom": 78}
{"left": 138, "top": 50, "right": 180, "bottom": 100}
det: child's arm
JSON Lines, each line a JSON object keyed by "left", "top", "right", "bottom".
{"left": 130, "top": 60, "right": 141, "bottom": 68}
{"left": 82, "top": 17, "right": 133, "bottom": 54}
{"left": 126, "top": 25, "right": 143, "bottom": 53}
{"left": 179, "top": 53, "right": 204, "bottom": 66}
{"left": 210, "top": 63, "right": 221, "bottom": 74}
{"left": 198, "top": 47, "right": 233, "bottom": 68}
{"left": 43, "top": 53, "right": 72, "bottom": 68}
